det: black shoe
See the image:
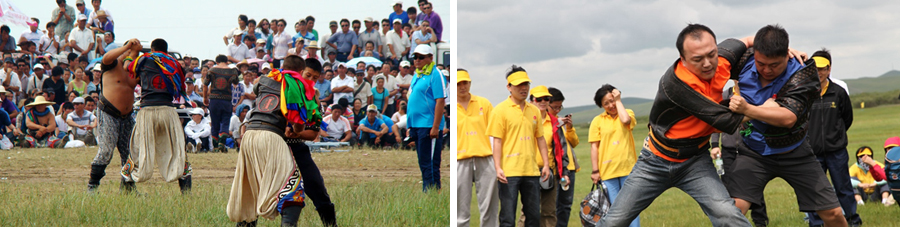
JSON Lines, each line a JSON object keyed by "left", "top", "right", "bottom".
{"left": 236, "top": 220, "right": 257, "bottom": 227}
{"left": 121, "top": 180, "right": 137, "bottom": 193}
{"left": 178, "top": 176, "right": 192, "bottom": 195}
{"left": 317, "top": 203, "right": 337, "bottom": 227}
{"left": 88, "top": 164, "right": 107, "bottom": 192}
{"left": 87, "top": 184, "right": 99, "bottom": 193}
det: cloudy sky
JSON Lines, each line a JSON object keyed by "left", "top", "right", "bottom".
{"left": 459, "top": 0, "right": 900, "bottom": 107}
{"left": 11, "top": 0, "right": 453, "bottom": 61}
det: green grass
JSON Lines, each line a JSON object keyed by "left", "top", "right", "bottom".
{"left": 0, "top": 146, "right": 449, "bottom": 226}
{"left": 467, "top": 104, "right": 900, "bottom": 226}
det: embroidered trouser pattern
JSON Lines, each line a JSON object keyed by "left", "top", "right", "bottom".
{"left": 91, "top": 110, "right": 134, "bottom": 166}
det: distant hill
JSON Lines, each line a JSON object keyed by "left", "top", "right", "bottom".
{"left": 843, "top": 70, "right": 900, "bottom": 94}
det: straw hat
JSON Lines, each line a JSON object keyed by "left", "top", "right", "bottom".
{"left": 27, "top": 96, "right": 56, "bottom": 107}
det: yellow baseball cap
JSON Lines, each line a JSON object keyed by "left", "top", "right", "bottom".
{"left": 506, "top": 71, "right": 531, "bottom": 86}
{"left": 857, "top": 146, "right": 873, "bottom": 157}
{"left": 813, "top": 56, "right": 830, "bottom": 68}
{"left": 530, "top": 85, "right": 551, "bottom": 98}
{"left": 457, "top": 70, "right": 471, "bottom": 83}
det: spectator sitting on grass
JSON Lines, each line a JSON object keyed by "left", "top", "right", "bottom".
{"left": 850, "top": 146, "right": 892, "bottom": 206}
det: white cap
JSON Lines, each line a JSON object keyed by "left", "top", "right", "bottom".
{"left": 399, "top": 60, "right": 410, "bottom": 67}
{"left": 92, "top": 63, "right": 101, "bottom": 71}
{"left": 76, "top": 14, "right": 88, "bottom": 21}
{"left": 33, "top": 64, "right": 44, "bottom": 70}
{"left": 228, "top": 64, "right": 237, "bottom": 69}
{"left": 393, "top": 1, "right": 403, "bottom": 6}
{"left": 441, "top": 69, "right": 449, "bottom": 76}
{"left": 413, "top": 44, "right": 432, "bottom": 55}
{"left": 364, "top": 17, "right": 374, "bottom": 22}
{"left": 73, "top": 97, "right": 85, "bottom": 104}
{"left": 261, "top": 62, "right": 271, "bottom": 70}
{"left": 233, "top": 30, "right": 243, "bottom": 36}
{"left": 366, "top": 104, "right": 379, "bottom": 112}
{"left": 336, "top": 62, "right": 347, "bottom": 68}
{"left": 392, "top": 19, "right": 402, "bottom": 24}
{"left": 190, "top": 108, "right": 204, "bottom": 115}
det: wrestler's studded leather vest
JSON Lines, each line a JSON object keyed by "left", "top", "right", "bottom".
{"left": 208, "top": 68, "right": 239, "bottom": 100}
{"left": 646, "top": 39, "right": 747, "bottom": 160}
{"left": 246, "top": 76, "right": 287, "bottom": 137}
{"left": 138, "top": 60, "right": 174, "bottom": 107}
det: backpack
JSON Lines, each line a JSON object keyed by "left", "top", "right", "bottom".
{"left": 885, "top": 147, "right": 900, "bottom": 190}
{"left": 580, "top": 182, "right": 611, "bottom": 226}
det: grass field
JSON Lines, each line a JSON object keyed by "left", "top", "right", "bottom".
{"left": 0, "top": 145, "right": 449, "bottom": 226}
{"left": 469, "top": 104, "right": 900, "bottom": 226}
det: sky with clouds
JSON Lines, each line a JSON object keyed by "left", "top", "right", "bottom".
{"left": 10, "top": 0, "right": 453, "bottom": 62}
{"left": 459, "top": 0, "right": 900, "bottom": 107}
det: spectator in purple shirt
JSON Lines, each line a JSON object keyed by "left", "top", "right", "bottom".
{"left": 0, "top": 86, "right": 17, "bottom": 120}
{"left": 420, "top": 2, "right": 442, "bottom": 42}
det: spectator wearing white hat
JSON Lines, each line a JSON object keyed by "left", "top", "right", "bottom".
{"left": 385, "top": 19, "right": 411, "bottom": 66}
{"left": 388, "top": 1, "right": 409, "bottom": 30}
{"left": 68, "top": 14, "right": 94, "bottom": 59}
{"left": 396, "top": 60, "right": 413, "bottom": 99}
{"left": 51, "top": 0, "right": 77, "bottom": 39}
{"left": 66, "top": 96, "right": 97, "bottom": 145}
{"left": 408, "top": 44, "right": 447, "bottom": 191}
{"left": 227, "top": 30, "right": 252, "bottom": 63}
{"left": 359, "top": 17, "right": 384, "bottom": 58}
{"left": 184, "top": 108, "right": 211, "bottom": 152}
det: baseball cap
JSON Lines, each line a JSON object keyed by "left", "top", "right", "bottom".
{"left": 3, "top": 57, "right": 13, "bottom": 64}
{"left": 329, "top": 20, "right": 337, "bottom": 26}
{"left": 193, "top": 67, "right": 201, "bottom": 73}
{"left": 366, "top": 104, "right": 378, "bottom": 112}
{"left": 364, "top": 17, "right": 374, "bottom": 22}
{"left": 190, "top": 108, "right": 204, "bottom": 116}
{"left": 233, "top": 30, "right": 243, "bottom": 36}
{"left": 34, "top": 64, "right": 44, "bottom": 70}
{"left": 256, "top": 39, "right": 266, "bottom": 44}
{"left": 857, "top": 146, "right": 873, "bottom": 157}
{"left": 185, "top": 78, "right": 194, "bottom": 84}
{"left": 75, "top": 0, "right": 85, "bottom": 4}
{"left": 506, "top": 71, "right": 531, "bottom": 86}
{"left": 336, "top": 62, "right": 347, "bottom": 68}
{"left": 886, "top": 137, "right": 900, "bottom": 150}
{"left": 457, "top": 70, "right": 470, "bottom": 83}
{"left": 399, "top": 60, "right": 410, "bottom": 67}
{"left": 73, "top": 97, "right": 85, "bottom": 104}
{"left": 77, "top": 14, "right": 88, "bottom": 21}
{"left": 393, "top": 19, "right": 402, "bottom": 24}
{"left": 92, "top": 63, "right": 101, "bottom": 71}
{"left": 530, "top": 85, "right": 551, "bottom": 98}
{"left": 261, "top": 63, "right": 271, "bottom": 70}
{"left": 813, "top": 56, "right": 830, "bottom": 68}
{"left": 393, "top": 1, "right": 403, "bottom": 6}
{"left": 413, "top": 44, "right": 432, "bottom": 55}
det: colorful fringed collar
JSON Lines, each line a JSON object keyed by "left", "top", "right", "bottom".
{"left": 127, "top": 51, "right": 189, "bottom": 102}
{"left": 266, "top": 69, "right": 323, "bottom": 128}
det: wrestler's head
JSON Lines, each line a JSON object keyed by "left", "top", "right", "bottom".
{"left": 676, "top": 24, "right": 717, "bottom": 80}
{"left": 302, "top": 58, "right": 323, "bottom": 81}
{"left": 150, "top": 38, "right": 168, "bottom": 53}
{"left": 753, "top": 25, "right": 790, "bottom": 83}
{"left": 505, "top": 65, "right": 530, "bottom": 102}
{"left": 282, "top": 55, "right": 306, "bottom": 73}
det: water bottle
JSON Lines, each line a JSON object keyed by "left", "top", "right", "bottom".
{"left": 714, "top": 157, "right": 724, "bottom": 176}
{"left": 560, "top": 177, "right": 569, "bottom": 191}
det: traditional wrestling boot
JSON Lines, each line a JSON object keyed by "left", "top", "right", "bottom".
{"left": 218, "top": 135, "right": 230, "bottom": 153}
{"left": 280, "top": 205, "right": 303, "bottom": 227}
{"left": 120, "top": 177, "right": 136, "bottom": 193}
{"left": 87, "top": 164, "right": 106, "bottom": 193}
{"left": 179, "top": 162, "right": 193, "bottom": 194}
{"left": 318, "top": 203, "right": 337, "bottom": 227}
{"left": 236, "top": 220, "right": 257, "bottom": 227}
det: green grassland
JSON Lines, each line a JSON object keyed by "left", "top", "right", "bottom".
{"left": 469, "top": 104, "right": 900, "bottom": 226}
{"left": 0, "top": 146, "right": 449, "bottom": 226}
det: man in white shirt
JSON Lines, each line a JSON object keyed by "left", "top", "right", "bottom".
{"left": 238, "top": 68, "right": 256, "bottom": 107}
{"left": 68, "top": 14, "right": 94, "bottom": 59}
{"left": 396, "top": 60, "right": 414, "bottom": 99}
{"left": 66, "top": 97, "right": 97, "bottom": 145}
{"left": 227, "top": 30, "right": 251, "bottom": 63}
{"left": 320, "top": 107, "right": 352, "bottom": 143}
{"left": 385, "top": 19, "right": 410, "bottom": 64}
{"left": 39, "top": 22, "right": 61, "bottom": 55}
{"left": 19, "top": 18, "right": 43, "bottom": 47}
{"left": 330, "top": 63, "right": 355, "bottom": 104}
{"left": 56, "top": 102, "right": 75, "bottom": 139}
{"left": 88, "top": 0, "right": 113, "bottom": 28}
{"left": 24, "top": 64, "right": 45, "bottom": 100}
{"left": 223, "top": 14, "right": 248, "bottom": 46}
{"left": 184, "top": 108, "right": 211, "bottom": 152}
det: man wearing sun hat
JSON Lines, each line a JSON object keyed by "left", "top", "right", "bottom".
{"left": 487, "top": 65, "right": 552, "bottom": 227}
{"left": 805, "top": 48, "right": 861, "bottom": 226}
{"left": 304, "top": 41, "right": 324, "bottom": 66}
{"left": 456, "top": 68, "right": 499, "bottom": 226}
{"left": 23, "top": 95, "right": 67, "bottom": 148}
{"left": 408, "top": 44, "right": 448, "bottom": 192}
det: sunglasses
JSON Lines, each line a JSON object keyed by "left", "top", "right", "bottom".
{"left": 17, "top": 64, "right": 26, "bottom": 67}
{"left": 534, "top": 97, "right": 550, "bottom": 102}
{"left": 341, "top": 24, "right": 349, "bottom": 27}
{"left": 402, "top": 66, "right": 410, "bottom": 69}
{"left": 413, "top": 55, "right": 428, "bottom": 60}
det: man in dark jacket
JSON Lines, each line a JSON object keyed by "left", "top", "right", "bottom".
{"left": 805, "top": 48, "right": 859, "bottom": 227}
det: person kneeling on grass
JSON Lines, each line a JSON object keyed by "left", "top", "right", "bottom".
{"left": 184, "top": 108, "right": 211, "bottom": 153}
{"left": 850, "top": 146, "right": 892, "bottom": 206}
{"left": 23, "top": 96, "right": 67, "bottom": 148}
{"left": 356, "top": 104, "right": 395, "bottom": 148}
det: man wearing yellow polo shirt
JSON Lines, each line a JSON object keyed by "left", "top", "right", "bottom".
{"left": 588, "top": 84, "right": 638, "bottom": 227}
{"left": 456, "top": 68, "right": 499, "bottom": 227}
{"left": 487, "top": 65, "right": 551, "bottom": 227}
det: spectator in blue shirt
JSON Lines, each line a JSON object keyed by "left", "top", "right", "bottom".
{"left": 326, "top": 19, "right": 359, "bottom": 62}
{"left": 357, "top": 104, "right": 394, "bottom": 148}
{"left": 407, "top": 44, "right": 447, "bottom": 191}
{"left": 388, "top": 1, "right": 409, "bottom": 30}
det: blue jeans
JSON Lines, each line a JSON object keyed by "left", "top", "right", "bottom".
{"left": 336, "top": 52, "right": 350, "bottom": 62}
{"left": 808, "top": 149, "right": 860, "bottom": 226}
{"left": 604, "top": 176, "right": 640, "bottom": 227}
{"left": 598, "top": 145, "right": 751, "bottom": 227}
{"left": 209, "top": 99, "right": 232, "bottom": 139}
{"left": 499, "top": 176, "right": 540, "bottom": 227}
{"left": 411, "top": 127, "right": 442, "bottom": 191}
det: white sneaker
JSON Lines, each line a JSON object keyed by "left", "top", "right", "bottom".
{"left": 857, "top": 200, "right": 865, "bottom": 205}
